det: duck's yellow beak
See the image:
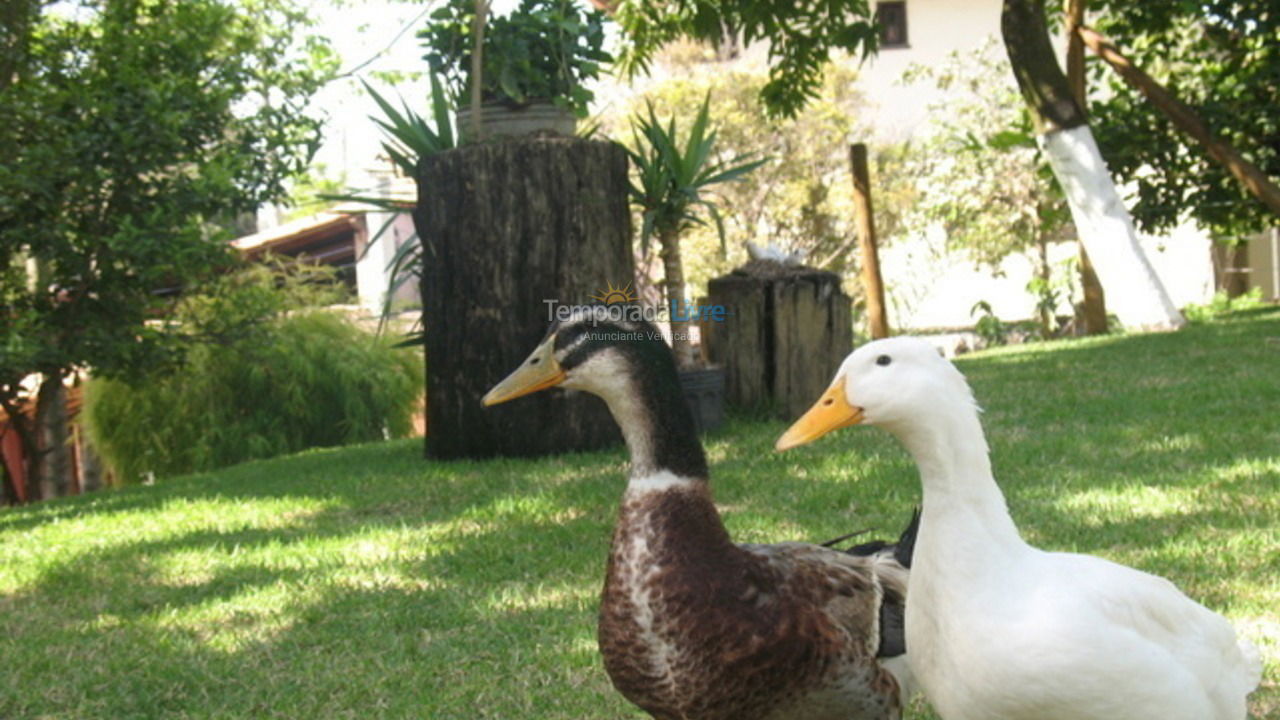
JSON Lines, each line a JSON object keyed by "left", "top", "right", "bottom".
{"left": 775, "top": 376, "right": 864, "bottom": 451}
{"left": 481, "top": 338, "right": 566, "bottom": 407}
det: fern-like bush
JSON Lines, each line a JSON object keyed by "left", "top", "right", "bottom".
{"left": 82, "top": 265, "right": 423, "bottom": 483}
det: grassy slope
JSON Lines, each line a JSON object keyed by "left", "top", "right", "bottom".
{"left": 2, "top": 309, "right": 1277, "bottom": 719}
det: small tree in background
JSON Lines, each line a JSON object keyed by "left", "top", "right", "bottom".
{"left": 1084, "top": 1, "right": 1280, "bottom": 239}
{"left": 0, "top": 0, "right": 335, "bottom": 499}
{"left": 624, "top": 96, "right": 764, "bottom": 367}
{"left": 902, "top": 43, "right": 1075, "bottom": 337}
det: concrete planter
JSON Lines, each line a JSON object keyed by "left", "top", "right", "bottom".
{"left": 455, "top": 101, "right": 576, "bottom": 142}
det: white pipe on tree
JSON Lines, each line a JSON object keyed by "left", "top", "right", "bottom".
{"left": 1041, "top": 126, "right": 1185, "bottom": 330}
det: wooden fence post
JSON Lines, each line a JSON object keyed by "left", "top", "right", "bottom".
{"left": 849, "top": 143, "right": 889, "bottom": 339}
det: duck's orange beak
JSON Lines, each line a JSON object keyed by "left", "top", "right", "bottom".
{"left": 775, "top": 376, "right": 864, "bottom": 451}
{"left": 481, "top": 337, "right": 566, "bottom": 407}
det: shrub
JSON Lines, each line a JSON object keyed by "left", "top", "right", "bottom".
{"left": 82, "top": 266, "right": 423, "bottom": 483}
{"left": 1183, "top": 287, "right": 1266, "bottom": 323}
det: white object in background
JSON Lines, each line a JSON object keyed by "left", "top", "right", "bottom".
{"left": 745, "top": 241, "right": 804, "bottom": 265}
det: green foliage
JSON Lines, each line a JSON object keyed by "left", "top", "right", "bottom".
{"left": 283, "top": 165, "right": 349, "bottom": 222}
{"left": 81, "top": 265, "right": 422, "bottom": 483}
{"left": 362, "top": 74, "right": 457, "bottom": 175}
{"left": 900, "top": 41, "right": 1074, "bottom": 269}
{"left": 1084, "top": 2, "right": 1280, "bottom": 236}
{"left": 613, "top": 0, "right": 878, "bottom": 118}
{"left": 0, "top": 0, "right": 335, "bottom": 405}
{"left": 599, "top": 64, "right": 912, "bottom": 304}
{"left": 2, "top": 309, "right": 1278, "bottom": 718}
{"left": 1182, "top": 287, "right": 1267, "bottom": 323}
{"left": 418, "top": 0, "right": 612, "bottom": 117}
{"left": 970, "top": 300, "right": 1008, "bottom": 346}
{"left": 624, "top": 94, "right": 766, "bottom": 255}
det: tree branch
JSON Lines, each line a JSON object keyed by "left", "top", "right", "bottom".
{"left": 1078, "top": 25, "right": 1280, "bottom": 219}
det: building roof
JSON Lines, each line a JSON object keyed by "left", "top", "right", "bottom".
{"left": 231, "top": 211, "right": 363, "bottom": 260}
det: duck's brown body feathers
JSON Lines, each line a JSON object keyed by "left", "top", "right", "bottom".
{"left": 485, "top": 316, "right": 911, "bottom": 720}
{"left": 600, "top": 482, "right": 906, "bottom": 720}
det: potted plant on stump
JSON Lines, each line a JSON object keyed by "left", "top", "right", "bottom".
{"left": 419, "top": 0, "right": 611, "bottom": 142}
{"left": 625, "top": 95, "right": 765, "bottom": 432}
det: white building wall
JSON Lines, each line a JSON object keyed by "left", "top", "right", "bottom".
{"left": 356, "top": 212, "right": 420, "bottom": 317}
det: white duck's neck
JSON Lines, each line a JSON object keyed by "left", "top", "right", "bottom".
{"left": 886, "top": 405, "right": 1024, "bottom": 557}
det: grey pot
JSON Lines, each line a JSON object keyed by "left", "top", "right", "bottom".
{"left": 455, "top": 101, "right": 576, "bottom": 142}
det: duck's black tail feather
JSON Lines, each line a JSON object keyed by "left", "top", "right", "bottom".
{"left": 891, "top": 507, "right": 921, "bottom": 569}
{"left": 827, "top": 508, "right": 920, "bottom": 660}
{"left": 835, "top": 508, "right": 922, "bottom": 569}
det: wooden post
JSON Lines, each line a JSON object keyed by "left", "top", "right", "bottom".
{"left": 1078, "top": 25, "right": 1280, "bottom": 218}
{"left": 849, "top": 143, "right": 889, "bottom": 339}
{"left": 704, "top": 262, "right": 851, "bottom": 418}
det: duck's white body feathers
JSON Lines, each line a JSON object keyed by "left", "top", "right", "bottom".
{"left": 910, "top": 539, "right": 1260, "bottom": 720}
{"left": 818, "top": 337, "right": 1261, "bottom": 720}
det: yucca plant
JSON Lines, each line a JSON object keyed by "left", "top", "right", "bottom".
{"left": 626, "top": 94, "right": 766, "bottom": 367}
{"left": 330, "top": 74, "right": 457, "bottom": 347}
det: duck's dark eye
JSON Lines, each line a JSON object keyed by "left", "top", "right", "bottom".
{"left": 529, "top": 357, "right": 540, "bottom": 365}
{"left": 876, "top": 355, "right": 892, "bottom": 367}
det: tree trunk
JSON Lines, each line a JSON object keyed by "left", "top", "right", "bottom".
{"left": 1064, "top": 0, "right": 1086, "bottom": 114}
{"left": 0, "top": 392, "right": 34, "bottom": 503}
{"left": 415, "top": 137, "right": 632, "bottom": 459}
{"left": 659, "top": 229, "right": 697, "bottom": 368}
{"left": 1214, "top": 242, "right": 1250, "bottom": 298}
{"left": 1, "top": 449, "right": 17, "bottom": 505}
{"left": 77, "top": 424, "right": 106, "bottom": 493}
{"left": 33, "top": 373, "right": 72, "bottom": 500}
{"left": 1002, "top": 0, "right": 1184, "bottom": 331}
{"left": 849, "top": 143, "right": 889, "bottom": 339}
{"left": 1077, "top": 243, "right": 1109, "bottom": 333}
{"left": 1063, "top": 0, "right": 1108, "bottom": 335}
{"left": 1034, "top": 236, "right": 1054, "bottom": 338}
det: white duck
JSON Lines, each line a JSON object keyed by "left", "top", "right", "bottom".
{"left": 775, "top": 337, "right": 1262, "bottom": 720}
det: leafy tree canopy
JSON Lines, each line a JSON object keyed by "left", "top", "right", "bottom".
{"left": 0, "top": 0, "right": 337, "bottom": 395}
{"left": 612, "top": 0, "right": 879, "bottom": 118}
{"left": 1082, "top": 1, "right": 1280, "bottom": 237}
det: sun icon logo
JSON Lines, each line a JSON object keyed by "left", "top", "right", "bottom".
{"left": 590, "top": 282, "right": 638, "bottom": 305}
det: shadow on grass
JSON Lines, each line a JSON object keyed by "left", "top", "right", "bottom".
{"left": 1, "top": 440, "right": 640, "bottom": 718}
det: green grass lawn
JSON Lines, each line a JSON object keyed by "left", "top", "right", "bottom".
{"left": 3, "top": 309, "right": 1278, "bottom": 719}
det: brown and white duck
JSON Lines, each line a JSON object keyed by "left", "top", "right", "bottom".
{"left": 483, "top": 308, "right": 917, "bottom": 720}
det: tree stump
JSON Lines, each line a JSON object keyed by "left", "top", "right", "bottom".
{"left": 415, "top": 138, "right": 633, "bottom": 459}
{"left": 703, "top": 260, "right": 853, "bottom": 420}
